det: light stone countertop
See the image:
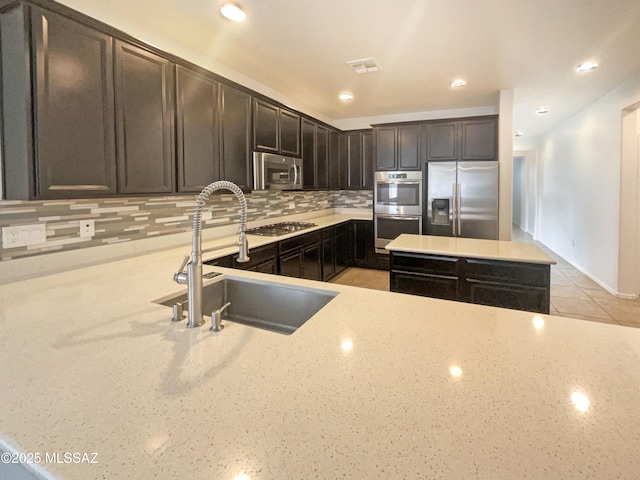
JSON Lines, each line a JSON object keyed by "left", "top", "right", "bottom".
{"left": 386, "top": 234, "right": 557, "bottom": 265}
{"left": 2, "top": 214, "right": 640, "bottom": 479}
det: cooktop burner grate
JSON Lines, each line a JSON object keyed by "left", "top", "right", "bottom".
{"left": 245, "top": 221, "right": 317, "bottom": 237}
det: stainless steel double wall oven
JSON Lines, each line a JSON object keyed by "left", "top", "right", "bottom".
{"left": 373, "top": 171, "right": 422, "bottom": 253}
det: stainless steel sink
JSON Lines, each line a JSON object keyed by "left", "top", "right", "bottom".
{"left": 154, "top": 275, "right": 338, "bottom": 334}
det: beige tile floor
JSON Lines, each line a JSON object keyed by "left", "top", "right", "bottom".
{"left": 330, "top": 228, "right": 640, "bottom": 328}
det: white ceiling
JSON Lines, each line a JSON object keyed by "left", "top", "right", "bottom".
{"left": 65, "top": 0, "right": 640, "bottom": 140}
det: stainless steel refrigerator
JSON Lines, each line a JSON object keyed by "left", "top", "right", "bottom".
{"left": 425, "top": 161, "right": 499, "bottom": 239}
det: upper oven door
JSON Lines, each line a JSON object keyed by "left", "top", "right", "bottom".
{"left": 374, "top": 179, "right": 422, "bottom": 215}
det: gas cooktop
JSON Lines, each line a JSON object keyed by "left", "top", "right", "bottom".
{"left": 245, "top": 221, "right": 317, "bottom": 237}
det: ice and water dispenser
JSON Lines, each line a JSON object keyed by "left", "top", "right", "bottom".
{"left": 431, "top": 198, "right": 450, "bottom": 225}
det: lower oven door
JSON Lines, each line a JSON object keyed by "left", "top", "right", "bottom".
{"left": 374, "top": 214, "right": 422, "bottom": 253}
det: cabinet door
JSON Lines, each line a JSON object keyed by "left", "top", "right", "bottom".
{"left": 322, "top": 237, "right": 335, "bottom": 281}
{"left": 31, "top": 7, "right": 117, "bottom": 197}
{"left": 334, "top": 227, "right": 352, "bottom": 274}
{"left": 461, "top": 118, "right": 497, "bottom": 160}
{"left": 329, "top": 130, "right": 341, "bottom": 189}
{"left": 426, "top": 122, "right": 458, "bottom": 161}
{"left": 316, "top": 125, "right": 329, "bottom": 189}
{"left": 347, "top": 132, "right": 362, "bottom": 189}
{"left": 362, "top": 131, "right": 374, "bottom": 189}
{"left": 302, "top": 119, "right": 316, "bottom": 189}
{"left": 253, "top": 99, "right": 279, "bottom": 152}
{"left": 115, "top": 41, "right": 174, "bottom": 193}
{"left": 280, "top": 109, "right": 301, "bottom": 156}
{"left": 176, "top": 66, "right": 220, "bottom": 192}
{"left": 280, "top": 251, "right": 303, "bottom": 278}
{"left": 338, "top": 133, "right": 349, "bottom": 188}
{"left": 375, "top": 127, "right": 397, "bottom": 170}
{"left": 353, "top": 220, "right": 372, "bottom": 267}
{"left": 220, "top": 85, "right": 252, "bottom": 190}
{"left": 302, "top": 242, "right": 322, "bottom": 281}
{"left": 398, "top": 125, "right": 420, "bottom": 170}
{"left": 249, "top": 259, "right": 278, "bottom": 275}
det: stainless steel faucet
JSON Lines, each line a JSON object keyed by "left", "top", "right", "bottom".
{"left": 173, "top": 181, "right": 250, "bottom": 328}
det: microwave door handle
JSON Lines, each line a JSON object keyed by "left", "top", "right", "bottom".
{"left": 292, "top": 164, "right": 299, "bottom": 186}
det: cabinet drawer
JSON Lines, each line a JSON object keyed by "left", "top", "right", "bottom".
{"left": 467, "top": 279, "right": 549, "bottom": 314}
{"left": 391, "top": 253, "right": 459, "bottom": 276}
{"left": 390, "top": 271, "right": 459, "bottom": 301}
{"left": 279, "top": 230, "right": 322, "bottom": 254}
{"left": 464, "top": 259, "right": 549, "bottom": 287}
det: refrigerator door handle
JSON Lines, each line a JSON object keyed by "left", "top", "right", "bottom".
{"left": 457, "top": 183, "right": 462, "bottom": 236}
{"left": 452, "top": 183, "right": 457, "bottom": 236}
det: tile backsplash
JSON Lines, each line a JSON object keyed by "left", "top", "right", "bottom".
{"left": 0, "top": 190, "right": 372, "bottom": 261}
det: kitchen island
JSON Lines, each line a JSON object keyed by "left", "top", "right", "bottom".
{"left": 386, "top": 234, "right": 557, "bottom": 314}
{"left": 1, "top": 218, "right": 639, "bottom": 480}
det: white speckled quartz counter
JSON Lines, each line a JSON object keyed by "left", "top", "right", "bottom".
{"left": 386, "top": 234, "right": 557, "bottom": 265}
{"left": 2, "top": 216, "right": 640, "bottom": 479}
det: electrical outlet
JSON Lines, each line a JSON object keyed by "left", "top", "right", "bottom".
{"left": 80, "top": 220, "right": 95, "bottom": 238}
{"left": 2, "top": 224, "right": 46, "bottom": 249}
{"left": 201, "top": 211, "right": 213, "bottom": 221}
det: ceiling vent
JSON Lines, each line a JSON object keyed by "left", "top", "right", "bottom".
{"left": 346, "top": 57, "right": 382, "bottom": 74}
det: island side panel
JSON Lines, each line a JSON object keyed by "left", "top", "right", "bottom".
{"left": 390, "top": 252, "right": 551, "bottom": 314}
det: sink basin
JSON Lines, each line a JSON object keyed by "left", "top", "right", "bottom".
{"left": 154, "top": 275, "right": 338, "bottom": 334}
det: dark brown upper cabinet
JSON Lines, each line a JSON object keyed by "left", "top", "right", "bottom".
{"left": 374, "top": 124, "right": 420, "bottom": 171}
{"left": 339, "top": 130, "right": 372, "bottom": 190}
{"left": 461, "top": 118, "right": 497, "bottom": 160}
{"left": 115, "top": 40, "right": 175, "bottom": 194}
{"left": 362, "top": 131, "right": 374, "bottom": 189}
{"left": 347, "top": 132, "right": 362, "bottom": 189}
{"left": 328, "top": 130, "right": 341, "bottom": 190}
{"left": 1, "top": 5, "right": 117, "bottom": 199}
{"left": 175, "top": 66, "right": 221, "bottom": 192}
{"left": 424, "top": 116, "right": 497, "bottom": 162}
{"left": 220, "top": 85, "right": 252, "bottom": 191}
{"left": 280, "top": 109, "right": 301, "bottom": 156}
{"left": 301, "top": 119, "right": 331, "bottom": 190}
{"left": 425, "top": 122, "right": 458, "bottom": 161}
{"left": 253, "top": 98, "right": 300, "bottom": 156}
{"left": 301, "top": 119, "right": 316, "bottom": 189}
{"left": 316, "top": 126, "right": 329, "bottom": 189}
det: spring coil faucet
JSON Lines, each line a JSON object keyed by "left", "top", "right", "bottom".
{"left": 173, "top": 181, "right": 250, "bottom": 327}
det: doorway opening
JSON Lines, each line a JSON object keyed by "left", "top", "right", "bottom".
{"left": 512, "top": 150, "right": 538, "bottom": 240}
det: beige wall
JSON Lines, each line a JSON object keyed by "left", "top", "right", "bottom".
{"left": 618, "top": 107, "right": 640, "bottom": 295}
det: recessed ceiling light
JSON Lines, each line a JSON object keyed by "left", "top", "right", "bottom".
{"left": 536, "top": 107, "right": 549, "bottom": 115}
{"left": 450, "top": 79, "right": 466, "bottom": 88}
{"left": 514, "top": 131, "right": 524, "bottom": 137}
{"left": 220, "top": 3, "right": 246, "bottom": 21}
{"left": 577, "top": 61, "right": 598, "bottom": 72}
{"left": 339, "top": 92, "right": 353, "bottom": 102}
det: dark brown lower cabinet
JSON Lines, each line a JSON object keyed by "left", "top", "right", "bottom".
{"left": 322, "top": 237, "right": 336, "bottom": 281}
{"left": 390, "top": 252, "right": 551, "bottom": 314}
{"left": 280, "top": 244, "right": 321, "bottom": 280}
{"left": 205, "top": 222, "right": 354, "bottom": 282}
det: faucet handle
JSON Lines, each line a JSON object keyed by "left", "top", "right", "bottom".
{"left": 173, "top": 255, "right": 190, "bottom": 284}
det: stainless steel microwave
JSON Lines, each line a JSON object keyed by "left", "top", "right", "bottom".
{"left": 253, "top": 152, "right": 303, "bottom": 190}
